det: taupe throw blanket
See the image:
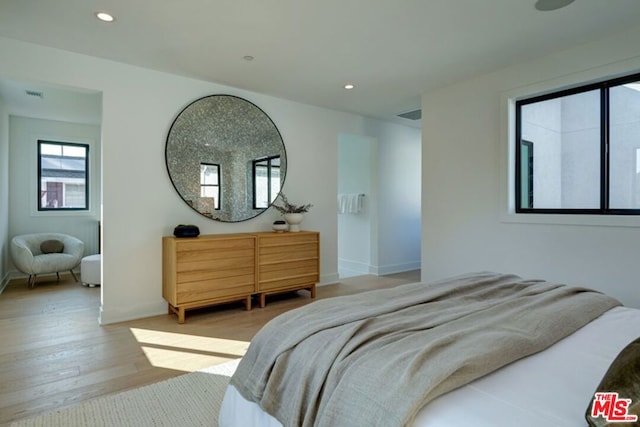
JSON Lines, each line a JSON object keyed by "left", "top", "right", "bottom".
{"left": 230, "top": 272, "right": 621, "bottom": 427}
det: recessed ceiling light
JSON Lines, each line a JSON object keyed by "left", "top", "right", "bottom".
{"left": 96, "top": 12, "right": 115, "bottom": 22}
{"left": 344, "top": 84, "right": 355, "bottom": 90}
{"left": 534, "top": 0, "right": 575, "bottom": 11}
{"left": 243, "top": 55, "right": 255, "bottom": 61}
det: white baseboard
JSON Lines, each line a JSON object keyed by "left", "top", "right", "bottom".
{"left": 338, "top": 259, "right": 371, "bottom": 277}
{"left": 319, "top": 272, "right": 339, "bottom": 286}
{"left": 372, "top": 261, "right": 421, "bottom": 276}
{"left": 97, "top": 264, "right": 417, "bottom": 325}
{"left": 99, "top": 299, "right": 167, "bottom": 325}
{"left": 339, "top": 259, "right": 421, "bottom": 278}
{"left": 98, "top": 276, "right": 348, "bottom": 324}
{"left": 2, "top": 269, "right": 81, "bottom": 289}
{"left": 0, "top": 273, "right": 9, "bottom": 295}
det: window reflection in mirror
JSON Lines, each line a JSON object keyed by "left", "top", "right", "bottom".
{"left": 200, "top": 163, "right": 220, "bottom": 212}
{"left": 253, "top": 156, "right": 281, "bottom": 209}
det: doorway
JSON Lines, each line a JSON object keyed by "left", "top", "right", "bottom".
{"left": 337, "top": 133, "right": 376, "bottom": 278}
{"left": 1, "top": 78, "right": 102, "bottom": 300}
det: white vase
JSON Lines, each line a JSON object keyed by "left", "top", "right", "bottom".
{"left": 284, "top": 213, "right": 304, "bottom": 232}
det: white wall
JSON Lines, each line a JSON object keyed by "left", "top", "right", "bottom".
{"left": 373, "top": 121, "right": 421, "bottom": 275}
{"left": 422, "top": 24, "right": 640, "bottom": 309}
{"left": 0, "top": 36, "right": 419, "bottom": 323}
{"left": 8, "top": 116, "right": 102, "bottom": 259}
{"left": 0, "top": 97, "right": 8, "bottom": 290}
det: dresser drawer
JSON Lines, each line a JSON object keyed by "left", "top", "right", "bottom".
{"left": 162, "top": 234, "right": 257, "bottom": 323}
{"left": 259, "top": 243, "right": 318, "bottom": 264}
{"left": 177, "top": 276, "right": 256, "bottom": 304}
{"left": 259, "top": 258, "right": 319, "bottom": 282}
{"left": 255, "top": 231, "right": 320, "bottom": 306}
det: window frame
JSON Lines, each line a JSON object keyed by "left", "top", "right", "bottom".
{"left": 252, "top": 155, "right": 281, "bottom": 209}
{"left": 515, "top": 71, "right": 640, "bottom": 215}
{"left": 199, "top": 162, "right": 221, "bottom": 211}
{"left": 37, "top": 140, "right": 89, "bottom": 212}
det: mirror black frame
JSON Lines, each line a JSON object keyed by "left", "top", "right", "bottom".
{"left": 165, "top": 94, "right": 287, "bottom": 222}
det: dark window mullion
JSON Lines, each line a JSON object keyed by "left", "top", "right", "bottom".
{"left": 37, "top": 142, "right": 43, "bottom": 209}
{"left": 515, "top": 103, "right": 523, "bottom": 212}
{"left": 252, "top": 160, "right": 259, "bottom": 209}
{"left": 601, "top": 87, "right": 610, "bottom": 213}
{"left": 266, "top": 158, "right": 273, "bottom": 204}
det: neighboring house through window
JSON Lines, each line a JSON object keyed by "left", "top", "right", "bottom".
{"left": 515, "top": 72, "right": 640, "bottom": 214}
{"left": 38, "top": 140, "right": 89, "bottom": 211}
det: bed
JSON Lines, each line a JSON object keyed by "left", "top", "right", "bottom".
{"left": 218, "top": 272, "right": 640, "bottom": 427}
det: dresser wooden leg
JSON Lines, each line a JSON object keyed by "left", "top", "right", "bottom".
{"left": 244, "top": 296, "right": 252, "bottom": 311}
{"left": 259, "top": 294, "right": 266, "bottom": 308}
{"left": 177, "top": 307, "right": 185, "bottom": 324}
{"left": 310, "top": 284, "right": 316, "bottom": 299}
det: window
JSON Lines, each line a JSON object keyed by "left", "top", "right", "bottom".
{"left": 515, "top": 72, "right": 640, "bottom": 214}
{"left": 200, "top": 163, "right": 220, "bottom": 212}
{"left": 253, "top": 156, "right": 281, "bottom": 209}
{"left": 38, "top": 140, "right": 89, "bottom": 211}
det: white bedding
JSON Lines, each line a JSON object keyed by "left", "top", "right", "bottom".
{"left": 219, "top": 306, "right": 640, "bottom": 427}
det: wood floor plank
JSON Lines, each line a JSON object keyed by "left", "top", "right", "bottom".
{"left": 0, "top": 270, "right": 420, "bottom": 426}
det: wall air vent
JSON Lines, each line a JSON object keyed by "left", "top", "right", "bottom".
{"left": 397, "top": 109, "right": 421, "bottom": 120}
{"left": 25, "top": 90, "right": 44, "bottom": 99}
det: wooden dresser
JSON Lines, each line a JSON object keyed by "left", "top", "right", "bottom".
{"left": 255, "top": 231, "right": 320, "bottom": 308}
{"left": 162, "top": 231, "right": 320, "bottom": 323}
{"left": 162, "top": 233, "right": 257, "bottom": 323}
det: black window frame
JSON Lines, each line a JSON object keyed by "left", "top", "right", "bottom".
{"left": 200, "top": 162, "right": 221, "bottom": 211}
{"left": 515, "top": 71, "right": 640, "bottom": 215}
{"left": 252, "top": 155, "right": 281, "bottom": 209}
{"left": 37, "top": 140, "right": 89, "bottom": 212}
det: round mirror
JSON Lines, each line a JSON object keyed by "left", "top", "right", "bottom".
{"left": 165, "top": 95, "right": 287, "bottom": 222}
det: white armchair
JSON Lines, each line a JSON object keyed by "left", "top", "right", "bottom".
{"left": 10, "top": 233, "right": 85, "bottom": 288}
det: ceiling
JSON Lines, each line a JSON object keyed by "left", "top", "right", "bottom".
{"left": 2, "top": 0, "right": 640, "bottom": 127}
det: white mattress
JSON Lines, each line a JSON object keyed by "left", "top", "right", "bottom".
{"left": 219, "top": 306, "right": 640, "bottom": 427}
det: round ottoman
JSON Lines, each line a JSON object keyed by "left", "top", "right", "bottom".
{"left": 81, "top": 254, "right": 101, "bottom": 287}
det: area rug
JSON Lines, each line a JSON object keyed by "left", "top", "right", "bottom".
{"left": 10, "top": 359, "right": 240, "bottom": 427}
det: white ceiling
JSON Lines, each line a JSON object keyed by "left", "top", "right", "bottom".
{"left": 1, "top": 0, "right": 640, "bottom": 127}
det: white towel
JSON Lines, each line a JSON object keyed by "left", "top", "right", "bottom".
{"left": 338, "top": 193, "right": 363, "bottom": 214}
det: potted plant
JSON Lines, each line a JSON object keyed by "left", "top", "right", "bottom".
{"left": 271, "top": 193, "right": 312, "bottom": 232}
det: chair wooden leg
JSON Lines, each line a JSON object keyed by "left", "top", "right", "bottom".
{"left": 56, "top": 272, "right": 60, "bottom": 281}
{"left": 69, "top": 270, "right": 79, "bottom": 282}
{"left": 27, "top": 275, "right": 36, "bottom": 289}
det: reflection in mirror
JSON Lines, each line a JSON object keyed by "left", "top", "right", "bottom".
{"left": 200, "top": 163, "right": 220, "bottom": 210}
{"left": 253, "top": 155, "right": 281, "bottom": 209}
{"left": 165, "top": 95, "right": 287, "bottom": 222}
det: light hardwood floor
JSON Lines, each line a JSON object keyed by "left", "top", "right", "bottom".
{"left": 0, "top": 270, "right": 420, "bottom": 426}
